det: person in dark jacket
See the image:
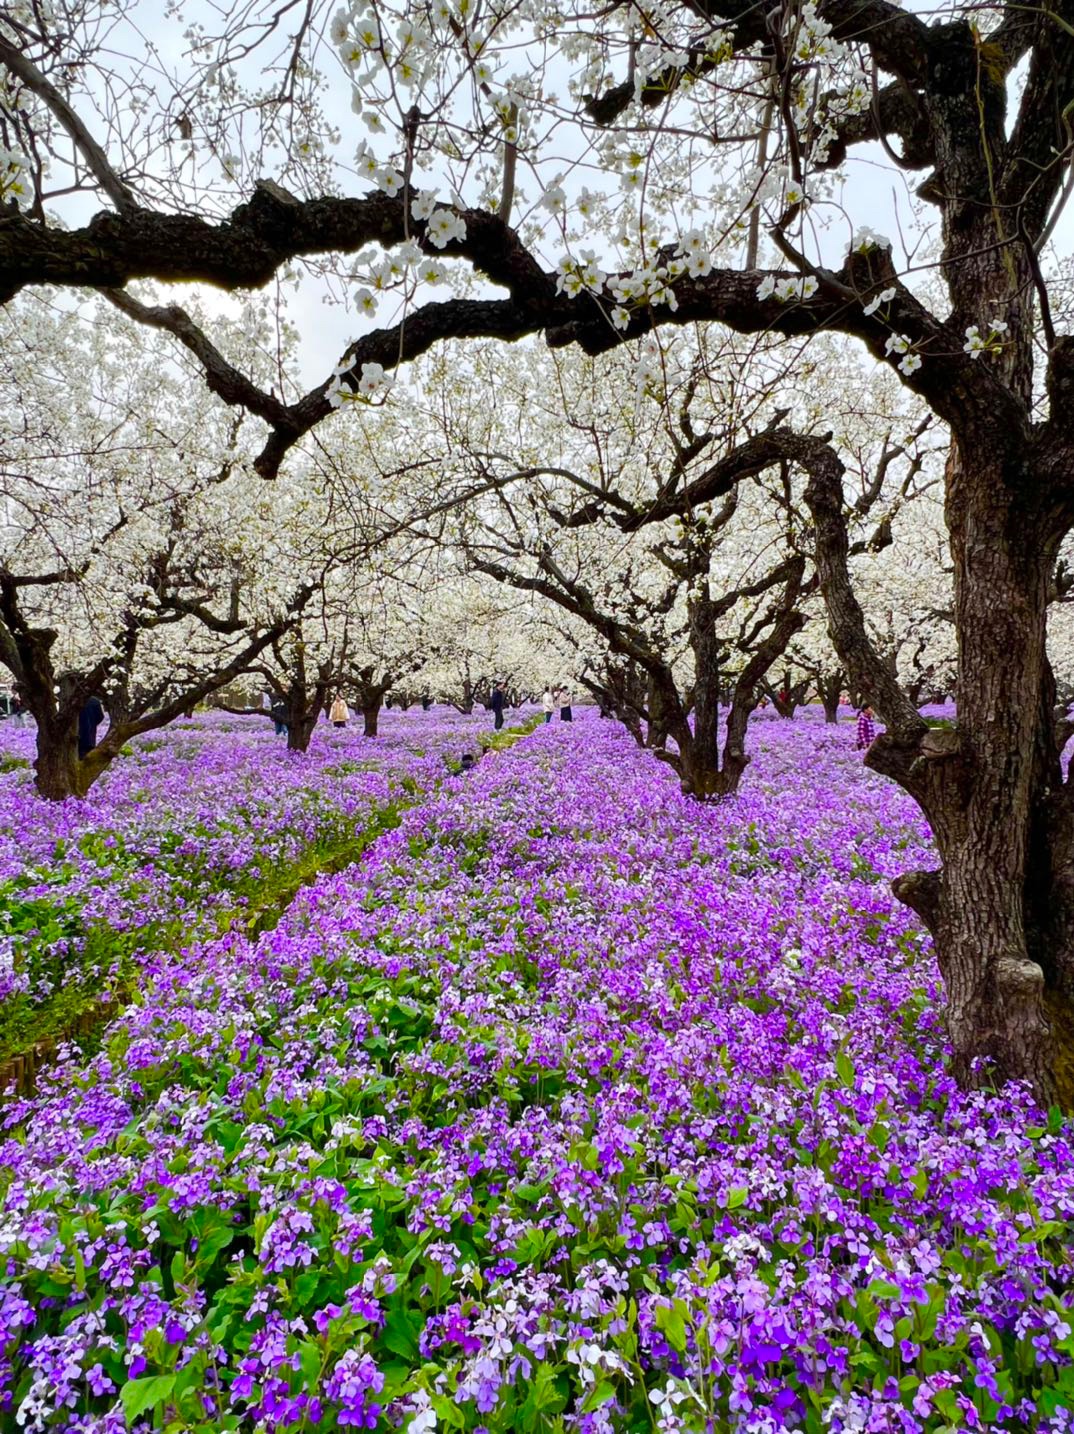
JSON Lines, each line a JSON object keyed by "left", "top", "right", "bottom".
{"left": 270, "top": 697, "right": 288, "bottom": 736}
{"left": 490, "top": 681, "right": 506, "bottom": 731}
{"left": 77, "top": 696, "right": 105, "bottom": 758}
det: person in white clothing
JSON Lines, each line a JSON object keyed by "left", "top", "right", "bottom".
{"left": 542, "top": 688, "right": 555, "bottom": 724}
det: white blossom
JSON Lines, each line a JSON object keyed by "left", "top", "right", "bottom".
{"left": 541, "top": 178, "right": 567, "bottom": 212}
{"left": 863, "top": 287, "right": 896, "bottom": 318}
{"left": 374, "top": 166, "right": 404, "bottom": 196}
{"left": 357, "top": 361, "right": 393, "bottom": 397}
{"left": 410, "top": 189, "right": 438, "bottom": 222}
{"left": 426, "top": 209, "right": 467, "bottom": 248}
{"left": 852, "top": 226, "right": 893, "bottom": 254}
{"left": 329, "top": 9, "right": 349, "bottom": 45}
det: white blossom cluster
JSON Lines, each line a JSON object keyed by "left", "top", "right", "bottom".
{"left": 326, "top": 360, "right": 393, "bottom": 408}
{"left": 883, "top": 332, "right": 922, "bottom": 376}
{"left": 963, "top": 318, "right": 1009, "bottom": 359}
{"left": 756, "top": 274, "right": 820, "bottom": 303}
{"left": 553, "top": 229, "right": 716, "bottom": 329}
{"left": 0, "top": 146, "right": 29, "bottom": 206}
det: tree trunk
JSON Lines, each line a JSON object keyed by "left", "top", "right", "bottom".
{"left": 644, "top": 674, "right": 671, "bottom": 749}
{"left": 768, "top": 671, "right": 797, "bottom": 718}
{"left": 944, "top": 471, "right": 1070, "bottom": 1104}
{"left": 33, "top": 722, "right": 110, "bottom": 800}
{"left": 286, "top": 715, "right": 317, "bottom": 752}
{"left": 283, "top": 688, "right": 319, "bottom": 752}
{"left": 674, "top": 595, "right": 736, "bottom": 797}
{"left": 363, "top": 701, "right": 381, "bottom": 737}
{"left": 819, "top": 675, "right": 842, "bottom": 724}
{"left": 34, "top": 729, "right": 84, "bottom": 800}
{"left": 882, "top": 449, "right": 1074, "bottom": 1107}
{"left": 689, "top": 595, "right": 721, "bottom": 767}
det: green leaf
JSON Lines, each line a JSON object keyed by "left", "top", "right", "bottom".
{"left": 866, "top": 1279, "right": 901, "bottom": 1300}
{"left": 432, "top": 1393, "right": 468, "bottom": 1428}
{"left": 835, "top": 1050, "right": 856, "bottom": 1088}
{"left": 932, "top": 1387, "right": 960, "bottom": 1418}
{"left": 1019, "top": 1219, "right": 1065, "bottom": 1242}
{"left": 173, "top": 1360, "right": 206, "bottom": 1401}
{"left": 655, "top": 1301, "right": 688, "bottom": 1353}
{"left": 582, "top": 1379, "right": 616, "bottom": 1412}
{"left": 193, "top": 1225, "right": 236, "bottom": 1270}
{"left": 121, "top": 1374, "right": 176, "bottom": 1423}
{"left": 297, "top": 1340, "right": 322, "bottom": 1386}
{"left": 382, "top": 1307, "right": 420, "bottom": 1361}
{"left": 514, "top": 1227, "right": 549, "bottom": 1265}
{"left": 518, "top": 1362, "right": 567, "bottom": 1426}
{"left": 513, "top": 1183, "right": 546, "bottom": 1202}
{"left": 293, "top": 1270, "right": 321, "bottom": 1305}
{"left": 867, "top": 1121, "right": 890, "bottom": 1153}
{"left": 724, "top": 1186, "right": 748, "bottom": 1210}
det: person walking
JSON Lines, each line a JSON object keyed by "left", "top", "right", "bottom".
{"left": 270, "top": 697, "right": 288, "bottom": 737}
{"left": 490, "top": 681, "right": 506, "bottom": 731}
{"left": 559, "top": 684, "right": 573, "bottom": 723}
{"left": 329, "top": 693, "right": 349, "bottom": 729}
{"left": 856, "top": 705, "right": 875, "bottom": 752}
{"left": 77, "top": 695, "right": 105, "bottom": 758}
{"left": 542, "top": 687, "right": 555, "bottom": 724}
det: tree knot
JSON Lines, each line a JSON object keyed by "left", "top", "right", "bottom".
{"left": 994, "top": 955, "right": 1045, "bottom": 999}
{"left": 891, "top": 867, "right": 942, "bottom": 934}
{"left": 909, "top": 725, "right": 962, "bottom": 775}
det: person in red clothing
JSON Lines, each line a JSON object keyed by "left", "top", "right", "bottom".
{"left": 856, "top": 705, "right": 875, "bottom": 751}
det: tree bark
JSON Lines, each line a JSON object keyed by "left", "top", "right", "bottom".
{"left": 34, "top": 725, "right": 86, "bottom": 801}
{"left": 452, "top": 677, "right": 476, "bottom": 714}
{"left": 363, "top": 700, "right": 381, "bottom": 737}
{"left": 766, "top": 672, "right": 810, "bottom": 719}
{"left": 818, "top": 673, "right": 843, "bottom": 724}
{"left": 644, "top": 674, "right": 671, "bottom": 751}
{"left": 31, "top": 712, "right": 114, "bottom": 799}
{"left": 286, "top": 713, "right": 318, "bottom": 752}
{"left": 804, "top": 430, "right": 1074, "bottom": 1107}
{"left": 920, "top": 445, "right": 1074, "bottom": 1106}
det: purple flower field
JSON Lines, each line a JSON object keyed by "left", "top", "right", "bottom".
{"left": 0, "top": 709, "right": 497, "bottom": 1058}
{"left": 1, "top": 711, "right": 1072, "bottom": 1432}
